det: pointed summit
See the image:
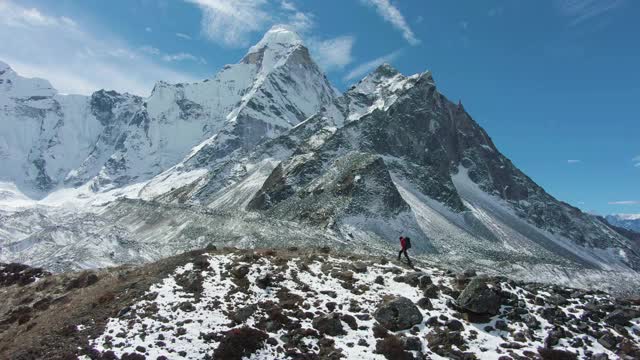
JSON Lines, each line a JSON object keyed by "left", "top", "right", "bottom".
{"left": 0, "top": 60, "right": 11, "bottom": 73}
{"left": 247, "top": 25, "right": 303, "bottom": 55}
{"left": 372, "top": 63, "right": 400, "bottom": 78}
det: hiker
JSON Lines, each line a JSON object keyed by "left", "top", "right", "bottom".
{"left": 397, "top": 236, "right": 412, "bottom": 266}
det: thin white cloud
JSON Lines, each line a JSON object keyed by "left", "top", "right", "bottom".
{"left": 308, "top": 36, "right": 355, "bottom": 72}
{"left": 460, "top": 20, "right": 469, "bottom": 30}
{"left": 145, "top": 27, "right": 152, "bottom": 32}
{"left": 360, "top": 0, "right": 419, "bottom": 45}
{"left": 184, "top": 0, "right": 271, "bottom": 47}
{"left": 608, "top": 200, "right": 640, "bottom": 205}
{"left": 176, "top": 32, "right": 192, "bottom": 40}
{"left": 141, "top": 45, "right": 206, "bottom": 64}
{"left": 567, "top": 159, "right": 581, "bottom": 164}
{"left": 554, "top": 0, "right": 626, "bottom": 27}
{"left": 0, "top": 1, "right": 198, "bottom": 96}
{"left": 280, "top": 0, "right": 296, "bottom": 12}
{"left": 343, "top": 50, "right": 403, "bottom": 82}
{"left": 633, "top": 155, "right": 640, "bottom": 168}
{"left": 163, "top": 52, "right": 207, "bottom": 64}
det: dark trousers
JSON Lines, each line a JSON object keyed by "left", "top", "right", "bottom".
{"left": 398, "top": 248, "right": 411, "bottom": 264}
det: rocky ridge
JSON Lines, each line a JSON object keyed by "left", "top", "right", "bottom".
{"left": 0, "top": 248, "right": 638, "bottom": 359}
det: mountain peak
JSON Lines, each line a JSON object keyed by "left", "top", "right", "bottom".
{"left": 247, "top": 25, "right": 303, "bottom": 55}
{"left": 0, "top": 60, "right": 12, "bottom": 75}
{"left": 373, "top": 63, "right": 400, "bottom": 77}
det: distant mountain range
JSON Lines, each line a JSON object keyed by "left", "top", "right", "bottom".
{"left": 606, "top": 214, "right": 640, "bottom": 233}
{"left": 1, "top": 26, "right": 639, "bottom": 293}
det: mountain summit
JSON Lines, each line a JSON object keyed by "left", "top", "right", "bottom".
{"left": 0, "top": 28, "right": 639, "bottom": 293}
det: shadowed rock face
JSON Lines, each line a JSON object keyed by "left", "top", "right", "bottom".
{"left": 247, "top": 151, "right": 409, "bottom": 224}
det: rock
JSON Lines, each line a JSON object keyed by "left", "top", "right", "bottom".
{"left": 231, "top": 265, "right": 250, "bottom": 278}
{"left": 590, "top": 354, "right": 608, "bottom": 360}
{"left": 426, "top": 328, "right": 466, "bottom": 357}
{"left": 374, "top": 276, "right": 385, "bottom": 285}
{"left": 546, "top": 294, "right": 568, "bottom": 306}
{"left": 178, "top": 302, "right": 195, "bottom": 312}
{"left": 340, "top": 314, "right": 358, "bottom": 330}
{"left": 446, "top": 320, "right": 464, "bottom": 331}
{"left": 463, "top": 269, "right": 477, "bottom": 278}
{"left": 597, "top": 333, "right": 618, "bottom": 350}
{"left": 457, "top": 278, "right": 501, "bottom": 315}
{"left": 255, "top": 273, "right": 272, "bottom": 289}
{"left": 538, "top": 348, "right": 578, "bottom": 360}
{"left": 522, "top": 314, "right": 540, "bottom": 330}
{"left": 603, "top": 308, "right": 640, "bottom": 326}
{"left": 373, "top": 296, "right": 423, "bottom": 331}
{"left": 376, "top": 335, "right": 413, "bottom": 360}
{"left": 0, "top": 263, "right": 50, "bottom": 287}
{"left": 401, "top": 336, "right": 421, "bottom": 351}
{"left": 423, "top": 284, "right": 439, "bottom": 299}
{"left": 65, "top": 271, "right": 99, "bottom": 290}
{"left": 351, "top": 262, "right": 368, "bottom": 273}
{"left": 213, "top": 327, "right": 269, "bottom": 360}
{"left": 121, "top": 353, "right": 146, "bottom": 360}
{"left": 312, "top": 313, "right": 346, "bottom": 336}
{"left": 494, "top": 320, "right": 509, "bottom": 331}
{"left": 417, "top": 297, "right": 433, "bottom": 310}
{"left": 230, "top": 304, "right": 257, "bottom": 323}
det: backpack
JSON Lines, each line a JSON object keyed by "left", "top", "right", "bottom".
{"left": 405, "top": 237, "right": 412, "bottom": 249}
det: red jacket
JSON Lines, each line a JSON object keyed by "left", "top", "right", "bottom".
{"left": 400, "top": 237, "right": 406, "bottom": 249}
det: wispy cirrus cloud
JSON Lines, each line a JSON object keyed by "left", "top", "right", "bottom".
{"left": 633, "top": 155, "right": 640, "bottom": 168}
{"left": 567, "top": 159, "right": 581, "bottom": 164}
{"left": 176, "top": 32, "right": 192, "bottom": 40}
{"left": 554, "top": 0, "right": 627, "bottom": 27}
{"left": 184, "top": 0, "right": 271, "bottom": 47}
{"left": 307, "top": 36, "right": 355, "bottom": 72}
{"left": 343, "top": 49, "right": 403, "bottom": 82}
{"left": 140, "top": 46, "right": 206, "bottom": 64}
{"left": 0, "top": 0, "right": 199, "bottom": 96}
{"left": 608, "top": 200, "right": 640, "bottom": 205}
{"left": 359, "top": 0, "right": 419, "bottom": 45}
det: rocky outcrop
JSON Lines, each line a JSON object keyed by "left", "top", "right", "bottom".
{"left": 373, "top": 296, "right": 423, "bottom": 331}
{"left": 456, "top": 277, "right": 502, "bottom": 315}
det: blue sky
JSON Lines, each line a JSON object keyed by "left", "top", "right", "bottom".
{"left": 0, "top": 0, "right": 638, "bottom": 215}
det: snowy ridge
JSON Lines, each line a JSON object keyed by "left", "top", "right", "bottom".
{"left": 76, "top": 249, "right": 640, "bottom": 360}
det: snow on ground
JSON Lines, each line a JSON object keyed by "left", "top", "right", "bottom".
{"left": 83, "top": 251, "right": 638, "bottom": 359}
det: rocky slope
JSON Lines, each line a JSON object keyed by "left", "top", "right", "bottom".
{"left": 0, "top": 248, "right": 638, "bottom": 360}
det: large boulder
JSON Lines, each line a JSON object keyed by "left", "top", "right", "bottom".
{"left": 312, "top": 313, "right": 346, "bottom": 336}
{"left": 603, "top": 308, "right": 640, "bottom": 326}
{"left": 456, "top": 277, "right": 501, "bottom": 316}
{"left": 373, "top": 296, "right": 423, "bottom": 331}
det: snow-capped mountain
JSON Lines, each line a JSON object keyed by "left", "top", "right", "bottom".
{"left": 1, "top": 26, "right": 640, "bottom": 293}
{"left": 606, "top": 214, "right": 640, "bottom": 233}
{"left": 1, "top": 26, "right": 342, "bottom": 197}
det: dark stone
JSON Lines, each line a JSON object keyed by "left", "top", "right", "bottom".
{"left": 603, "top": 308, "right": 640, "bottom": 326}
{"left": 457, "top": 278, "right": 501, "bottom": 315}
{"left": 373, "top": 296, "right": 423, "bottom": 331}
{"left": 312, "top": 313, "right": 346, "bottom": 336}
{"left": 417, "top": 297, "right": 433, "bottom": 310}
{"left": 213, "top": 327, "right": 268, "bottom": 360}
{"left": 447, "top": 320, "right": 464, "bottom": 331}
{"left": 597, "top": 333, "right": 618, "bottom": 350}
{"left": 376, "top": 335, "right": 413, "bottom": 360}
{"left": 538, "top": 348, "right": 578, "bottom": 360}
